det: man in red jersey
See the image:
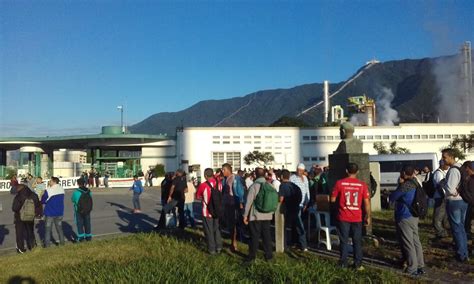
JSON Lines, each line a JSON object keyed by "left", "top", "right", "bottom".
{"left": 330, "top": 163, "right": 371, "bottom": 270}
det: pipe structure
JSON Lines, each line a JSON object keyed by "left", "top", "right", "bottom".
{"left": 323, "top": 80, "right": 329, "bottom": 124}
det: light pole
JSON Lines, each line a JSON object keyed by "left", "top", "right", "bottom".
{"left": 117, "top": 105, "right": 124, "bottom": 134}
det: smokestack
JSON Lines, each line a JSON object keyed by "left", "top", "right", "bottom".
{"left": 323, "top": 80, "right": 329, "bottom": 124}
{"left": 461, "top": 41, "right": 472, "bottom": 123}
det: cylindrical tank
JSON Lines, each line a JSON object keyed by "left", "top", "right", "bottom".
{"left": 101, "top": 126, "right": 123, "bottom": 135}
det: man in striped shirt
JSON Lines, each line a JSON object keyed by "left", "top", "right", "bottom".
{"left": 196, "top": 168, "right": 223, "bottom": 255}
{"left": 289, "top": 163, "right": 310, "bottom": 251}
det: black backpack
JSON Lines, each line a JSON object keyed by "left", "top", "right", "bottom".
{"left": 206, "top": 181, "right": 223, "bottom": 219}
{"left": 452, "top": 166, "right": 474, "bottom": 206}
{"left": 77, "top": 189, "right": 93, "bottom": 216}
{"left": 410, "top": 180, "right": 428, "bottom": 219}
{"left": 422, "top": 171, "right": 436, "bottom": 198}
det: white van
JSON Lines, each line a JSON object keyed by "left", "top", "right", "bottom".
{"left": 370, "top": 153, "right": 439, "bottom": 191}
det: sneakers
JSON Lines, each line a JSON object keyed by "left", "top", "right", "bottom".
{"left": 354, "top": 265, "right": 365, "bottom": 271}
{"left": 16, "top": 248, "right": 26, "bottom": 254}
{"left": 417, "top": 268, "right": 426, "bottom": 275}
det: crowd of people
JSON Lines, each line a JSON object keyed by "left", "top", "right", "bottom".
{"left": 9, "top": 147, "right": 474, "bottom": 276}
{"left": 11, "top": 176, "right": 93, "bottom": 253}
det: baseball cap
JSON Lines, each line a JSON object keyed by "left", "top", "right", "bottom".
{"left": 297, "top": 163, "right": 306, "bottom": 170}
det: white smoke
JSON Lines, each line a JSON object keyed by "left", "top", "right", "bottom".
{"left": 432, "top": 55, "right": 471, "bottom": 122}
{"left": 349, "top": 113, "right": 368, "bottom": 126}
{"left": 376, "top": 87, "right": 400, "bottom": 126}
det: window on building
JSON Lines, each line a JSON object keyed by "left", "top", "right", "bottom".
{"left": 233, "top": 141, "right": 240, "bottom": 144}
{"left": 212, "top": 152, "right": 225, "bottom": 168}
{"left": 275, "top": 136, "right": 282, "bottom": 139}
{"left": 414, "top": 135, "right": 420, "bottom": 139}
{"left": 383, "top": 135, "right": 389, "bottom": 139}
{"left": 406, "top": 135, "right": 413, "bottom": 139}
{"left": 422, "top": 135, "right": 428, "bottom": 139}
{"left": 265, "top": 136, "right": 272, "bottom": 139}
{"left": 303, "top": 136, "right": 310, "bottom": 141}
{"left": 254, "top": 141, "right": 261, "bottom": 144}
{"left": 212, "top": 136, "right": 220, "bottom": 139}
{"left": 244, "top": 141, "right": 251, "bottom": 144}
{"left": 223, "top": 136, "right": 230, "bottom": 139}
{"left": 275, "top": 146, "right": 282, "bottom": 149}
{"left": 359, "top": 136, "right": 366, "bottom": 140}
{"left": 437, "top": 135, "right": 443, "bottom": 139}
{"left": 311, "top": 136, "right": 318, "bottom": 140}
{"left": 244, "top": 136, "right": 251, "bottom": 139}
{"left": 233, "top": 136, "right": 240, "bottom": 139}
{"left": 265, "top": 146, "right": 272, "bottom": 150}
{"left": 254, "top": 136, "right": 261, "bottom": 139}
{"left": 452, "top": 134, "right": 459, "bottom": 138}
{"left": 327, "top": 136, "right": 334, "bottom": 140}
{"left": 391, "top": 135, "right": 397, "bottom": 139}
{"left": 398, "top": 135, "right": 405, "bottom": 139}
{"left": 303, "top": 157, "right": 310, "bottom": 162}
{"left": 375, "top": 135, "right": 382, "bottom": 139}
{"left": 319, "top": 157, "right": 326, "bottom": 161}
{"left": 444, "top": 135, "right": 451, "bottom": 139}
{"left": 284, "top": 146, "right": 291, "bottom": 149}
{"left": 254, "top": 147, "right": 261, "bottom": 150}
{"left": 213, "top": 141, "right": 220, "bottom": 144}
{"left": 367, "top": 135, "right": 374, "bottom": 140}
{"left": 429, "top": 135, "right": 435, "bottom": 139}
{"left": 319, "top": 136, "right": 326, "bottom": 140}
{"left": 311, "top": 157, "right": 318, "bottom": 161}
{"left": 223, "top": 141, "right": 230, "bottom": 144}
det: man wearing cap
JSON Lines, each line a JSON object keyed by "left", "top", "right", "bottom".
{"left": 289, "top": 163, "right": 309, "bottom": 251}
{"left": 432, "top": 160, "right": 449, "bottom": 239}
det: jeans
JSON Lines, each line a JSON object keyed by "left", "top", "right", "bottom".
{"left": 396, "top": 217, "right": 424, "bottom": 273}
{"left": 465, "top": 204, "right": 473, "bottom": 238}
{"left": 446, "top": 199, "right": 469, "bottom": 260}
{"left": 184, "top": 203, "right": 195, "bottom": 227}
{"left": 75, "top": 212, "right": 92, "bottom": 241}
{"left": 248, "top": 220, "right": 273, "bottom": 261}
{"left": 433, "top": 198, "right": 448, "bottom": 237}
{"left": 285, "top": 208, "right": 307, "bottom": 249}
{"left": 133, "top": 193, "right": 141, "bottom": 210}
{"left": 337, "top": 221, "right": 363, "bottom": 267}
{"left": 45, "top": 216, "right": 65, "bottom": 247}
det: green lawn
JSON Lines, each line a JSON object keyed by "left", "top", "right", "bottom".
{"left": 0, "top": 229, "right": 411, "bottom": 284}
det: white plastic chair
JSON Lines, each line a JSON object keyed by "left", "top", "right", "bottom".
{"left": 308, "top": 209, "right": 339, "bottom": 250}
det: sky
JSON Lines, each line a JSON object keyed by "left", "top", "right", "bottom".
{"left": 1, "top": 0, "right": 473, "bottom": 136}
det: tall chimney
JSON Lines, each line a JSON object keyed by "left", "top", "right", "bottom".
{"left": 461, "top": 41, "right": 472, "bottom": 123}
{"left": 323, "top": 80, "right": 329, "bottom": 124}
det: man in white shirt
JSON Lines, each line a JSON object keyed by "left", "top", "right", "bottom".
{"left": 432, "top": 160, "right": 449, "bottom": 238}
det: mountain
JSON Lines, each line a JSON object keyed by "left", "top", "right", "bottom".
{"left": 130, "top": 54, "right": 469, "bottom": 135}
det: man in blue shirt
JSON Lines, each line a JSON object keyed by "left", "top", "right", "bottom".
{"left": 389, "top": 165, "right": 425, "bottom": 276}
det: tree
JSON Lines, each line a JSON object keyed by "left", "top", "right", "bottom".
{"left": 270, "top": 116, "right": 309, "bottom": 127}
{"left": 243, "top": 151, "right": 275, "bottom": 166}
{"left": 373, "top": 141, "right": 410, "bottom": 154}
{"left": 444, "top": 134, "right": 474, "bottom": 160}
{"left": 373, "top": 142, "right": 389, "bottom": 154}
{"left": 154, "top": 164, "right": 166, "bottom": 177}
{"left": 389, "top": 141, "right": 410, "bottom": 154}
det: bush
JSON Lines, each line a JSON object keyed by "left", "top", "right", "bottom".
{"left": 154, "top": 164, "right": 165, "bottom": 177}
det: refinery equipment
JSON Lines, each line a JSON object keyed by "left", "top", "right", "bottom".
{"left": 347, "top": 95, "right": 377, "bottom": 126}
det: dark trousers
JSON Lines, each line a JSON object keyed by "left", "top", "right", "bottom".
{"left": 337, "top": 221, "right": 363, "bottom": 267}
{"left": 465, "top": 204, "right": 473, "bottom": 238}
{"left": 203, "top": 217, "right": 223, "bottom": 253}
{"left": 248, "top": 220, "right": 273, "bottom": 260}
{"left": 75, "top": 212, "right": 92, "bottom": 241}
{"left": 15, "top": 221, "right": 36, "bottom": 251}
{"left": 177, "top": 200, "right": 186, "bottom": 229}
{"left": 133, "top": 193, "right": 141, "bottom": 210}
{"left": 284, "top": 208, "right": 307, "bottom": 250}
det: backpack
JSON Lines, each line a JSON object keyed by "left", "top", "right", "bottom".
{"left": 20, "top": 198, "right": 36, "bottom": 222}
{"left": 77, "top": 189, "right": 93, "bottom": 216}
{"left": 205, "top": 181, "right": 223, "bottom": 219}
{"left": 452, "top": 166, "right": 474, "bottom": 205}
{"left": 254, "top": 181, "right": 279, "bottom": 213}
{"left": 409, "top": 181, "right": 428, "bottom": 219}
{"left": 422, "top": 171, "right": 436, "bottom": 198}
{"left": 287, "top": 182, "right": 303, "bottom": 208}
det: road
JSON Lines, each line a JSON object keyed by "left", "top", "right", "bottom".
{"left": 0, "top": 187, "right": 170, "bottom": 255}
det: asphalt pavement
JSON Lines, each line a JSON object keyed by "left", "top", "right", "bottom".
{"left": 0, "top": 187, "right": 167, "bottom": 255}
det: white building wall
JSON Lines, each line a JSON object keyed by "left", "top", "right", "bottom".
{"left": 140, "top": 140, "right": 177, "bottom": 173}
{"left": 179, "top": 124, "right": 474, "bottom": 176}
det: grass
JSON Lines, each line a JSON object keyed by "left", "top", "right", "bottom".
{"left": 0, "top": 229, "right": 411, "bottom": 284}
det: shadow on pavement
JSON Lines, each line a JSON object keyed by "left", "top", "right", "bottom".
{"left": 115, "top": 208, "right": 159, "bottom": 233}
